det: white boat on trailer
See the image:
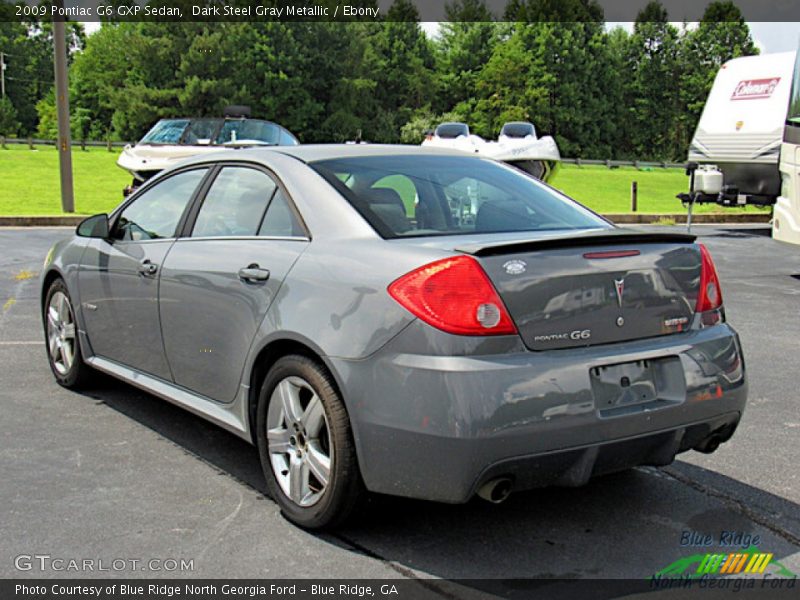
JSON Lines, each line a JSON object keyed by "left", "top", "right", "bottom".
{"left": 421, "top": 121, "right": 561, "bottom": 182}
{"left": 117, "top": 106, "right": 299, "bottom": 195}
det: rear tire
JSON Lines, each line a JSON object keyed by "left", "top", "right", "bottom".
{"left": 256, "top": 355, "right": 363, "bottom": 529}
{"left": 43, "top": 279, "right": 92, "bottom": 389}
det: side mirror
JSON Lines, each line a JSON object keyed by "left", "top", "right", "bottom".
{"left": 76, "top": 213, "right": 110, "bottom": 239}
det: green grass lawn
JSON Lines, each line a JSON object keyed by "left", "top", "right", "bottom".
{"left": 550, "top": 164, "right": 768, "bottom": 215}
{"left": 0, "top": 144, "right": 768, "bottom": 216}
{"left": 0, "top": 144, "right": 129, "bottom": 216}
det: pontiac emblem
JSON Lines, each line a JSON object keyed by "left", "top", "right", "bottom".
{"left": 614, "top": 278, "right": 625, "bottom": 308}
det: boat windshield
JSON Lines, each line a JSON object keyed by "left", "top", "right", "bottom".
{"left": 140, "top": 119, "right": 190, "bottom": 144}
{"left": 138, "top": 118, "right": 300, "bottom": 146}
{"left": 435, "top": 123, "right": 470, "bottom": 139}
{"left": 216, "top": 120, "right": 298, "bottom": 145}
{"left": 788, "top": 51, "right": 800, "bottom": 125}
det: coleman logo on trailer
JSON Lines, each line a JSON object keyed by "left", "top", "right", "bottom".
{"left": 731, "top": 78, "right": 781, "bottom": 100}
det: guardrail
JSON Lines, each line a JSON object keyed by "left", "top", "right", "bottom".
{"left": 0, "top": 137, "right": 131, "bottom": 149}
{"left": 560, "top": 158, "right": 687, "bottom": 169}
{"left": 0, "top": 136, "right": 689, "bottom": 168}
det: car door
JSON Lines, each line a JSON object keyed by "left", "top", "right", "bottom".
{"left": 78, "top": 168, "right": 210, "bottom": 379}
{"left": 159, "top": 164, "right": 309, "bottom": 403}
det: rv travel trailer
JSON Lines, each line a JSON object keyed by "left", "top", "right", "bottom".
{"left": 774, "top": 49, "right": 800, "bottom": 244}
{"left": 686, "top": 51, "right": 795, "bottom": 210}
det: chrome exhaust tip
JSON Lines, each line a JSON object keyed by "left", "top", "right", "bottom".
{"left": 695, "top": 435, "right": 722, "bottom": 454}
{"left": 477, "top": 477, "right": 513, "bottom": 504}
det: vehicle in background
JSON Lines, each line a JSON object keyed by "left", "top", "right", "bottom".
{"left": 773, "top": 46, "right": 800, "bottom": 244}
{"left": 422, "top": 121, "right": 561, "bottom": 182}
{"left": 117, "top": 106, "right": 299, "bottom": 195}
{"left": 682, "top": 52, "right": 796, "bottom": 209}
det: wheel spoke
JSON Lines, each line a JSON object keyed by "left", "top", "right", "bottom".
{"left": 47, "top": 307, "right": 59, "bottom": 330}
{"left": 59, "top": 342, "right": 70, "bottom": 368}
{"left": 301, "top": 394, "right": 325, "bottom": 436}
{"left": 63, "top": 341, "right": 73, "bottom": 368}
{"left": 57, "top": 293, "right": 68, "bottom": 321}
{"left": 288, "top": 456, "right": 310, "bottom": 504}
{"left": 267, "top": 427, "right": 292, "bottom": 454}
{"left": 62, "top": 323, "right": 76, "bottom": 340}
{"left": 278, "top": 379, "right": 302, "bottom": 423}
{"left": 49, "top": 334, "right": 60, "bottom": 360}
{"left": 306, "top": 443, "right": 330, "bottom": 488}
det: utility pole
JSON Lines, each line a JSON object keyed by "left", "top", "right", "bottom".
{"left": 52, "top": 7, "right": 74, "bottom": 213}
{"left": 1, "top": 52, "right": 6, "bottom": 99}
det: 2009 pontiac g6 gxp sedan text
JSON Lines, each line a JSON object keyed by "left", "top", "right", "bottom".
{"left": 41, "top": 145, "right": 746, "bottom": 529}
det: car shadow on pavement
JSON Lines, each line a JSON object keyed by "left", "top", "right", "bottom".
{"left": 714, "top": 226, "right": 772, "bottom": 238}
{"left": 81, "top": 375, "right": 800, "bottom": 584}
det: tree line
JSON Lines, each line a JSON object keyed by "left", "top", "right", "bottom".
{"left": 0, "top": 0, "right": 758, "bottom": 161}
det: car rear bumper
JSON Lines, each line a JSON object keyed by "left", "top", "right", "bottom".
{"left": 330, "top": 323, "right": 746, "bottom": 503}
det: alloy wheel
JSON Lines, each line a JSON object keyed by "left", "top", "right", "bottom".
{"left": 266, "top": 376, "right": 333, "bottom": 507}
{"left": 46, "top": 291, "right": 76, "bottom": 376}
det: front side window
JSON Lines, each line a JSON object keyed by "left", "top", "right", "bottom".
{"left": 311, "top": 155, "right": 608, "bottom": 238}
{"left": 114, "top": 169, "right": 208, "bottom": 241}
{"left": 192, "top": 167, "right": 277, "bottom": 238}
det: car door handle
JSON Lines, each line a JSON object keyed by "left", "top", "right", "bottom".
{"left": 238, "top": 264, "right": 270, "bottom": 283}
{"left": 137, "top": 259, "right": 158, "bottom": 276}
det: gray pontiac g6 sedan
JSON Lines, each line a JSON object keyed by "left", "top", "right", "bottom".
{"left": 41, "top": 145, "right": 746, "bottom": 528}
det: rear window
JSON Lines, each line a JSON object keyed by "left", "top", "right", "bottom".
{"left": 310, "top": 155, "right": 608, "bottom": 238}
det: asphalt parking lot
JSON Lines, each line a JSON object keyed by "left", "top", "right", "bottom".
{"left": 1, "top": 225, "right": 798, "bottom": 588}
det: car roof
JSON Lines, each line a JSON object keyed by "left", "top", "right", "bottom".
{"left": 260, "top": 143, "right": 471, "bottom": 163}
{"left": 164, "top": 143, "right": 480, "bottom": 174}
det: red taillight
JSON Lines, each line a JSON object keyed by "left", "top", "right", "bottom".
{"left": 696, "top": 243, "right": 723, "bottom": 312}
{"left": 388, "top": 256, "right": 517, "bottom": 336}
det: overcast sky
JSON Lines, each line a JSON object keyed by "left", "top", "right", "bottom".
{"left": 82, "top": 21, "right": 797, "bottom": 54}
{"left": 419, "top": 22, "right": 798, "bottom": 54}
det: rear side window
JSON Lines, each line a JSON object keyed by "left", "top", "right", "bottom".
{"left": 310, "top": 155, "right": 608, "bottom": 239}
{"left": 258, "top": 189, "right": 303, "bottom": 237}
{"left": 114, "top": 168, "right": 207, "bottom": 241}
{"left": 192, "top": 167, "right": 276, "bottom": 238}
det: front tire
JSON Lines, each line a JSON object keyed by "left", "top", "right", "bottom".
{"left": 256, "top": 355, "right": 363, "bottom": 529}
{"left": 44, "top": 279, "right": 92, "bottom": 388}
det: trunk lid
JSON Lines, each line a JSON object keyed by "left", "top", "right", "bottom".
{"left": 458, "top": 230, "right": 701, "bottom": 350}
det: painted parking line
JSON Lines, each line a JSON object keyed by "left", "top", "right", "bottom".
{"left": 0, "top": 341, "right": 42, "bottom": 345}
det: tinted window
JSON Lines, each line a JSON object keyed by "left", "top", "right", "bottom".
{"left": 311, "top": 155, "right": 608, "bottom": 238}
{"left": 258, "top": 189, "right": 303, "bottom": 237}
{"left": 193, "top": 167, "right": 276, "bottom": 238}
{"left": 140, "top": 119, "right": 190, "bottom": 144}
{"left": 114, "top": 169, "right": 207, "bottom": 241}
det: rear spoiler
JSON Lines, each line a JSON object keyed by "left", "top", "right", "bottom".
{"left": 456, "top": 229, "right": 697, "bottom": 257}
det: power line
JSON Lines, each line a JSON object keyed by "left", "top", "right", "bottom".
{"left": 6, "top": 75, "right": 54, "bottom": 85}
